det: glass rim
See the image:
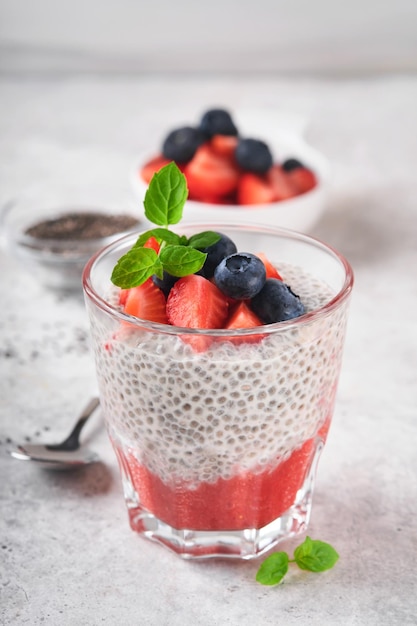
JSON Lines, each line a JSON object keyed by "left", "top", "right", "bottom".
{"left": 82, "top": 222, "right": 354, "bottom": 337}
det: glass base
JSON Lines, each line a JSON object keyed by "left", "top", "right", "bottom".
{"left": 121, "top": 442, "right": 324, "bottom": 560}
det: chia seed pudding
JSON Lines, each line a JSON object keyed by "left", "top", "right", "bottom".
{"left": 87, "top": 263, "right": 349, "bottom": 531}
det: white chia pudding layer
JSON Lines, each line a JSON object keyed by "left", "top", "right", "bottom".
{"left": 88, "top": 264, "right": 349, "bottom": 487}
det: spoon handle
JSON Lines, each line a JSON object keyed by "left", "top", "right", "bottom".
{"left": 46, "top": 397, "right": 100, "bottom": 452}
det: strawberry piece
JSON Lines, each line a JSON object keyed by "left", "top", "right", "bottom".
{"left": 210, "top": 134, "right": 239, "bottom": 158}
{"left": 143, "top": 236, "right": 160, "bottom": 253}
{"left": 287, "top": 167, "right": 317, "bottom": 194}
{"left": 141, "top": 155, "right": 172, "bottom": 184}
{"left": 267, "top": 165, "right": 298, "bottom": 201}
{"left": 237, "top": 165, "right": 299, "bottom": 205}
{"left": 184, "top": 144, "right": 240, "bottom": 201}
{"left": 255, "top": 252, "right": 283, "bottom": 280}
{"left": 167, "top": 275, "right": 229, "bottom": 329}
{"left": 123, "top": 279, "right": 168, "bottom": 324}
{"left": 224, "top": 302, "right": 264, "bottom": 345}
{"left": 225, "top": 301, "right": 263, "bottom": 329}
{"left": 237, "top": 172, "right": 275, "bottom": 205}
{"left": 166, "top": 274, "right": 229, "bottom": 351}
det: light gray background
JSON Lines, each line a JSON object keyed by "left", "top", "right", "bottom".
{"left": 1, "top": 3, "right": 417, "bottom": 625}
{"left": 1, "top": 0, "right": 416, "bottom": 75}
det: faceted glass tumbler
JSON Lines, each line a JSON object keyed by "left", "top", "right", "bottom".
{"left": 83, "top": 224, "right": 353, "bottom": 559}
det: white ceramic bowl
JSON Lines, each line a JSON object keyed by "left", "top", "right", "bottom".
{"left": 131, "top": 128, "right": 330, "bottom": 233}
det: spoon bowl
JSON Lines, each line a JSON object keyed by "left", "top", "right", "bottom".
{"left": 10, "top": 397, "right": 101, "bottom": 470}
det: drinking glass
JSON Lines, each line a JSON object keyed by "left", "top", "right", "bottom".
{"left": 83, "top": 224, "right": 353, "bottom": 559}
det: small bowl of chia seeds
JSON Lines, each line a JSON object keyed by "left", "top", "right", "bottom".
{"left": 1, "top": 185, "right": 141, "bottom": 291}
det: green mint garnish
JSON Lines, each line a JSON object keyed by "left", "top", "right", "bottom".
{"left": 256, "top": 537, "right": 339, "bottom": 586}
{"left": 255, "top": 552, "right": 289, "bottom": 586}
{"left": 144, "top": 162, "right": 188, "bottom": 225}
{"left": 111, "top": 247, "right": 163, "bottom": 288}
{"left": 159, "top": 245, "right": 207, "bottom": 277}
{"left": 111, "top": 162, "right": 220, "bottom": 289}
{"left": 293, "top": 536, "right": 339, "bottom": 572}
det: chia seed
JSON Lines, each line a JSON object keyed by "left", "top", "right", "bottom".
{"left": 25, "top": 212, "right": 141, "bottom": 241}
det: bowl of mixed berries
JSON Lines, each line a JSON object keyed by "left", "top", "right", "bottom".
{"left": 132, "top": 108, "right": 330, "bottom": 232}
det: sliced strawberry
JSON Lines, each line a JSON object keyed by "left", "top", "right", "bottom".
{"left": 224, "top": 302, "right": 264, "bottom": 345}
{"left": 287, "top": 167, "right": 317, "bottom": 194}
{"left": 225, "top": 301, "right": 263, "bottom": 329}
{"left": 141, "top": 155, "right": 172, "bottom": 184}
{"left": 255, "top": 252, "right": 283, "bottom": 280}
{"left": 123, "top": 279, "right": 168, "bottom": 324}
{"left": 166, "top": 274, "right": 229, "bottom": 351}
{"left": 184, "top": 144, "right": 240, "bottom": 201}
{"left": 167, "top": 275, "right": 229, "bottom": 329}
{"left": 210, "top": 134, "right": 239, "bottom": 158}
{"left": 237, "top": 172, "right": 275, "bottom": 205}
{"left": 267, "top": 165, "right": 298, "bottom": 201}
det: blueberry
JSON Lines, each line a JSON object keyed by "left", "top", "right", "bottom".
{"left": 199, "top": 109, "right": 238, "bottom": 138}
{"left": 251, "top": 279, "right": 305, "bottom": 323}
{"left": 235, "top": 138, "right": 273, "bottom": 174}
{"left": 214, "top": 253, "right": 266, "bottom": 299}
{"left": 197, "top": 232, "right": 238, "bottom": 278}
{"left": 162, "top": 126, "right": 206, "bottom": 163}
{"left": 152, "top": 271, "right": 179, "bottom": 297}
{"left": 282, "top": 158, "right": 304, "bottom": 172}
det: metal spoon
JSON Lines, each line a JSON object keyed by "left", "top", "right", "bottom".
{"left": 9, "top": 397, "right": 101, "bottom": 469}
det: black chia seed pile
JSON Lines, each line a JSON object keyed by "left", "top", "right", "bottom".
{"left": 25, "top": 212, "right": 140, "bottom": 240}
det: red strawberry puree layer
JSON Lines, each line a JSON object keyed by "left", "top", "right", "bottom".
{"left": 120, "top": 418, "right": 329, "bottom": 531}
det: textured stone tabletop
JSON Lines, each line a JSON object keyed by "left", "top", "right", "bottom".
{"left": 0, "top": 75, "right": 416, "bottom": 626}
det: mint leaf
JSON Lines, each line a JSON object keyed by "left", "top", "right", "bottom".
{"left": 159, "top": 245, "right": 207, "bottom": 277}
{"left": 144, "top": 162, "right": 188, "bottom": 226}
{"left": 187, "top": 231, "right": 221, "bottom": 250}
{"left": 293, "top": 536, "right": 339, "bottom": 572}
{"left": 255, "top": 552, "right": 289, "bottom": 586}
{"left": 134, "top": 228, "right": 181, "bottom": 248}
{"left": 111, "top": 247, "right": 163, "bottom": 288}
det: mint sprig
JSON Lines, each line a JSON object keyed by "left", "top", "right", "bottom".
{"left": 111, "top": 162, "right": 220, "bottom": 289}
{"left": 256, "top": 536, "right": 339, "bottom": 586}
